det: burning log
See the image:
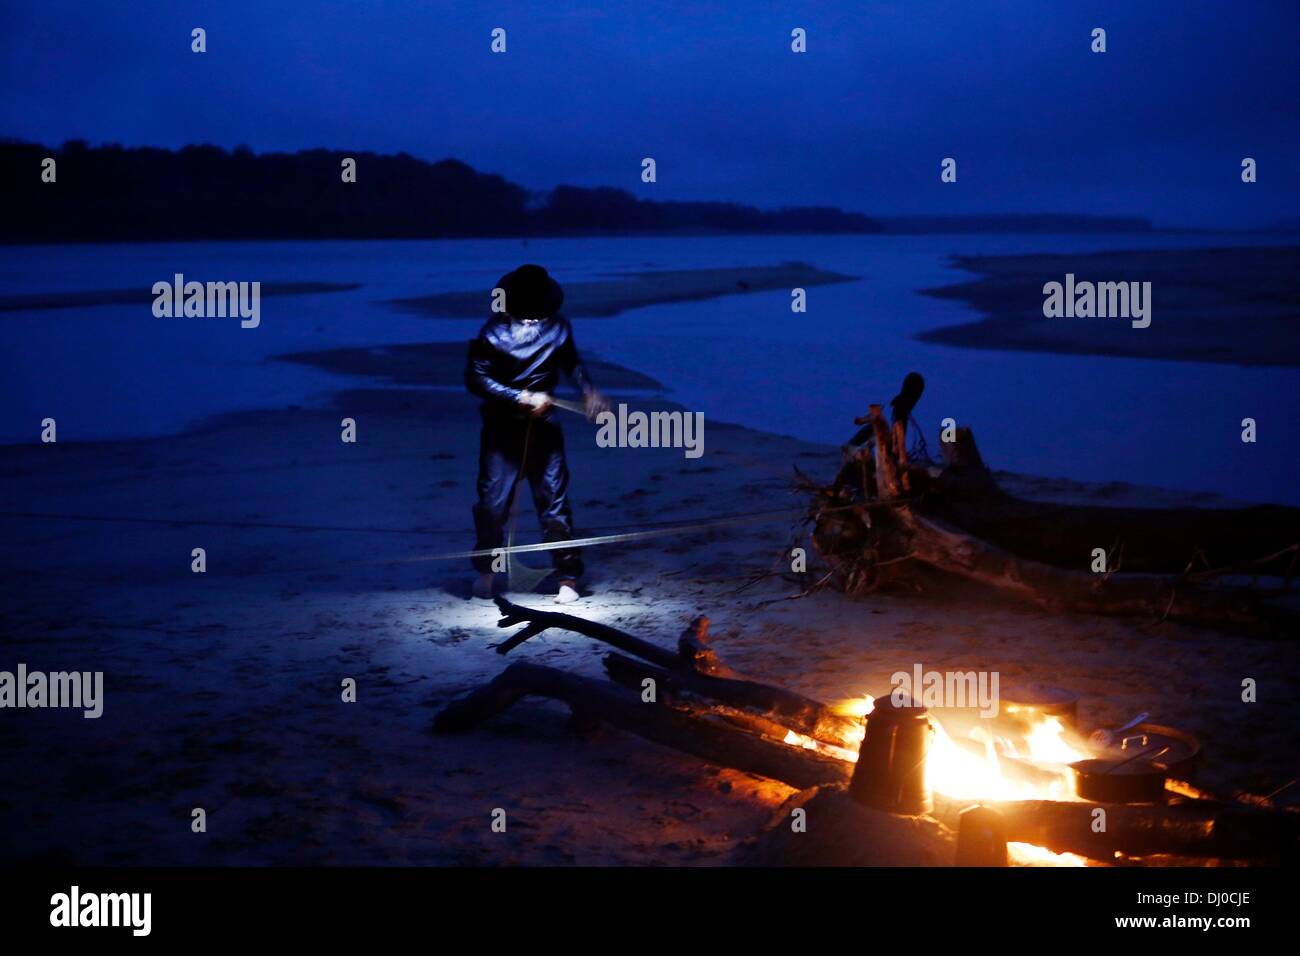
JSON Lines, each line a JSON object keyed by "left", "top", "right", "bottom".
{"left": 930, "top": 795, "right": 1300, "bottom": 864}
{"left": 434, "top": 662, "right": 851, "bottom": 791}
{"left": 601, "top": 651, "right": 859, "bottom": 745}
{"left": 435, "top": 665, "right": 1298, "bottom": 862}
{"left": 494, "top": 597, "right": 860, "bottom": 744}
{"left": 435, "top": 659, "right": 1299, "bottom": 863}
{"left": 440, "top": 604, "right": 1298, "bottom": 864}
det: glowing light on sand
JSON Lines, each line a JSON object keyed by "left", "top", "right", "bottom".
{"left": 1007, "top": 842, "right": 1089, "bottom": 867}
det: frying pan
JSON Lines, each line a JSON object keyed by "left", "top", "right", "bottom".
{"left": 1071, "top": 744, "right": 1172, "bottom": 803}
{"left": 1118, "top": 722, "right": 1201, "bottom": 780}
{"left": 1071, "top": 722, "right": 1203, "bottom": 802}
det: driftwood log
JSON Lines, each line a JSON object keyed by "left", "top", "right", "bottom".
{"left": 930, "top": 794, "right": 1300, "bottom": 864}
{"left": 434, "top": 661, "right": 850, "bottom": 791}
{"left": 926, "top": 487, "right": 1300, "bottom": 577}
{"left": 907, "top": 512, "right": 1292, "bottom": 632}
{"left": 814, "top": 393, "right": 1300, "bottom": 634}
{"left": 490, "top": 596, "right": 860, "bottom": 744}
{"left": 600, "top": 650, "right": 859, "bottom": 747}
{"left": 926, "top": 428, "right": 1300, "bottom": 575}
{"left": 435, "top": 656, "right": 1298, "bottom": 863}
{"left": 437, "top": 602, "right": 1299, "bottom": 863}
{"left": 493, "top": 597, "right": 681, "bottom": 668}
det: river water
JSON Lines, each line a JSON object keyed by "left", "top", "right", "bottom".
{"left": 1, "top": 232, "right": 1295, "bottom": 504}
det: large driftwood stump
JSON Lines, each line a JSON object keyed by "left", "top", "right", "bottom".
{"left": 812, "top": 399, "right": 1300, "bottom": 634}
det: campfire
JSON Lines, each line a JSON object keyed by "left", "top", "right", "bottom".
{"left": 434, "top": 381, "right": 1300, "bottom": 865}
{"left": 787, "top": 695, "right": 1085, "bottom": 802}
{"left": 435, "top": 597, "right": 1299, "bottom": 866}
{"left": 785, "top": 694, "right": 1092, "bottom": 865}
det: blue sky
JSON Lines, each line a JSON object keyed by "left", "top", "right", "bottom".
{"left": 2, "top": 0, "right": 1296, "bottom": 226}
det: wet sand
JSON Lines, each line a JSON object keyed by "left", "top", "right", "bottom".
{"left": 385, "top": 262, "right": 858, "bottom": 318}
{"left": 277, "top": 341, "right": 667, "bottom": 391}
{"left": 919, "top": 245, "right": 1300, "bottom": 367}
{"left": 0, "top": 282, "right": 362, "bottom": 312}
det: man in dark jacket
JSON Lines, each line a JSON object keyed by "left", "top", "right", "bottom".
{"left": 464, "top": 265, "right": 607, "bottom": 602}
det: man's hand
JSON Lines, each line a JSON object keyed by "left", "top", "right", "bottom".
{"left": 583, "top": 389, "right": 610, "bottom": 421}
{"left": 518, "top": 390, "right": 553, "bottom": 417}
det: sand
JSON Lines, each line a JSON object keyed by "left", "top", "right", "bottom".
{"left": 2, "top": 333, "right": 1297, "bottom": 866}
{"left": 277, "top": 342, "right": 667, "bottom": 391}
{"left": 385, "top": 262, "right": 858, "bottom": 318}
{"left": 0, "top": 263, "right": 855, "bottom": 319}
{"left": 0, "top": 282, "right": 361, "bottom": 312}
{"left": 918, "top": 245, "right": 1300, "bottom": 367}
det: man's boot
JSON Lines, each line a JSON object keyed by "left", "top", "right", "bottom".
{"left": 554, "top": 578, "right": 580, "bottom": 604}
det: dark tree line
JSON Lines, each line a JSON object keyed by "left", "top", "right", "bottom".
{"left": 0, "top": 140, "right": 881, "bottom": 242}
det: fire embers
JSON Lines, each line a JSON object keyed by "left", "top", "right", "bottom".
{"left": 848, "top": 695, "right": 934, "bottom": 815}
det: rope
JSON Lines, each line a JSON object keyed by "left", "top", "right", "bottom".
{"left": 0, "top": 510, "right": 467, "bottom": 536}
{"left": 0, "top": 504, "right": 822, "bottom": 585}
{"left": 0, "top": 503, "right": 824, "bottom": 539}
{"left": 399, "top": 506, "right": 813, "bottom": 562}
{"left": 0, "top": 386, "right": 919, "bottom": 575}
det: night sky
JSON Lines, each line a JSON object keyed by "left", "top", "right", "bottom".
{"left": 2, "top": 0, "right": 1296, "bottom": 227}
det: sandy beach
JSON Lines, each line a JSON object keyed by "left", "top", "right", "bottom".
{"left": 3, "top": 316, "right": 1297, "bottom": 865}
{"left": 6, "top": 4, "right": 1299, "bottom": 937}
{"left": 386, "top": 261, "right": 858, "bottom": 318}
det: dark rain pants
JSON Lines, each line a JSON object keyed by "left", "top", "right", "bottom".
{"left": 471, "top": 413, "right": 583, "bottom": 579}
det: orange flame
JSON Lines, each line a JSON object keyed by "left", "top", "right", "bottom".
{"left": 786, "top": 693, "right": 1092, "bottom": 865}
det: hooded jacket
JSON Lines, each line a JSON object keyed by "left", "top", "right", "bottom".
{"left": 465, "top": 315, "right": 594, "bottom": 421}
